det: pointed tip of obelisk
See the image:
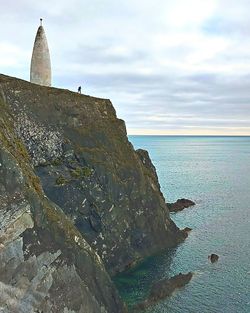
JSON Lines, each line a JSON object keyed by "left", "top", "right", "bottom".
{"left": 36, "top": 19, "right": 45, "bottom": 35}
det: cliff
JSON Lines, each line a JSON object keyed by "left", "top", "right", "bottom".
{"left": 0, "top": 79, "right": 125, "bottom": 313}
{"left": 0, "top": 74, "right": 184, "bottom": 312}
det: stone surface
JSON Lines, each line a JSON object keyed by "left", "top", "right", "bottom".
{"left": 167, "top": 198, "right": 195, "bottom": 213}
{"left": 0, "top": 85, "right": 125, "bottom": 313}
{"left": 134, "top": 272, "right": 193, "bottom": 311}
{"left": 30, "top": 24, "right": 51, "bottom": 87}
{"left": 182, "top": 227, "right": 192, "bottom": 234}
{"left": 0, "top": 74, "right": 185, "bottom": 276}
{"left": 209, "top": 254, "right": 219, "bottom": 263}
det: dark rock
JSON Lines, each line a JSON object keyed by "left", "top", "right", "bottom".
{"left": 89, "top": 211, "right": 102, "bottom": 233}
{"left": 0, "top": 73, "right": 194, "bottom": 312}
{"left": 0, "top": 74, "right": 184, "bottom": 276}
{"left": 0, "top": 76, "right": 126, "bottom": 312}
{"left": 134, "top": 272, "right": 193, "bottom": 311}
{"left": 183, "top": 227, "right": 192, "bottom": 232}
{"left": 167, "top": 198, "right": 195, "bottom": 213}
{"left": 180, "top": 227, "right": 192, "bottom": 238}
{"left": 209, "top": 254, "right": 219, "bottom": 263}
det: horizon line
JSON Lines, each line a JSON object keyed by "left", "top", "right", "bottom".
{"left": 127, "top": 134, "right": 250, "bottom": 137}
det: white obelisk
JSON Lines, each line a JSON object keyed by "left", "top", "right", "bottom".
{"left": 30, "top": 19, "right": 51, "bottom": 86}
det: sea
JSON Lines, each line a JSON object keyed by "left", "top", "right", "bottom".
{"left": 114, "top": 136, "right": 250, "bottom": 313}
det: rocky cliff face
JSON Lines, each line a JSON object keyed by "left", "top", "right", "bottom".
{"left": 0, "top": 80, "right": 125, "bottom": 313}
{"left": 0, "top": 74, "right": 184, "bottom": 312}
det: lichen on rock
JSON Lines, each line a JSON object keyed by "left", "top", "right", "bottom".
{"left": 15, "top": 112, "right": 63, "bottom": 166}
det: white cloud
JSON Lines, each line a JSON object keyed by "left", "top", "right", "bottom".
{"left": 164, "top": 0, "right": 217, "bottom": 28}
{"left": 0, "top": 43, "right": 29, "bottom": 68}
{"left": 1, "top": 0, "right": 250, "bottom": 135}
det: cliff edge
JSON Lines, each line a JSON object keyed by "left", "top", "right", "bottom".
{"left": 0, "top": 74, "right": 184, "bottom": 312}
{"left": 0, "top": 83, "right": 125, "bottom": 312}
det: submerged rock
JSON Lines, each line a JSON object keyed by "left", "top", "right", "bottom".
{"left": 134, "top": 272, "right": 193, "bottom": 311}
{"left": 209, "top": 254, "right": 219, "bottom": 263}
{"left": 167, "top": 198, "right": 195, "bottom": 213}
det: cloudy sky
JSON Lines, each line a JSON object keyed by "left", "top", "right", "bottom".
{"left": 1, "top": 0, "right": 250, "bottom": 135}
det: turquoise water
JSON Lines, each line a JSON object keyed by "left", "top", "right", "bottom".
{"left": 114, "top": 136, "right": 250, "bottom": 313}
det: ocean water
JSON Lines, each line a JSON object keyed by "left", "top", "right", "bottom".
{"left": 114, "top": 136, "right": 250, "bottom": 313}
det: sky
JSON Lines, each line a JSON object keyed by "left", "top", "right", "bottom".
{"left": 1, "top": 0, "right": 250, "bottom": 135}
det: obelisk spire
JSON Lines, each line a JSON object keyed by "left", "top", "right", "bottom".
{"left": 30, "top": 19, "right": 51, "bottom": 87}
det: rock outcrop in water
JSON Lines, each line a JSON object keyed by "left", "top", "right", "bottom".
{"left": 209, "top": 254, "right": 219, "bottom": 263}
{"left": 134, "top": 272, "right": 193, "bottom": 311}
{"left": 0, "top": 74, "right": 186, "bottom": 312}
{"left": 167, "top": 198, "right": 195, "bottom": 213}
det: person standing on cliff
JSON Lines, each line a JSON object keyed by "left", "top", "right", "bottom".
{"left": 78, "top": 86, "right": 81, "bottom": 94}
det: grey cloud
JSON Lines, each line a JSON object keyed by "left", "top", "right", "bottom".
{"left": 1, "top": 0, "right": 250, "bottom": 134}
{"left": 66, "top": 45, "right": 148, "bottom": 65}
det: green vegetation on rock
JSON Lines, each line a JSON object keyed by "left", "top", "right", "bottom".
{"left": 55, "top": 175, "right": 69, "bottom": 186}
{"left": 51, "top": 158, "right": 63, "bottom": 166}
{"left": 70, "top": 166, "right": 92, "bottom": 179}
